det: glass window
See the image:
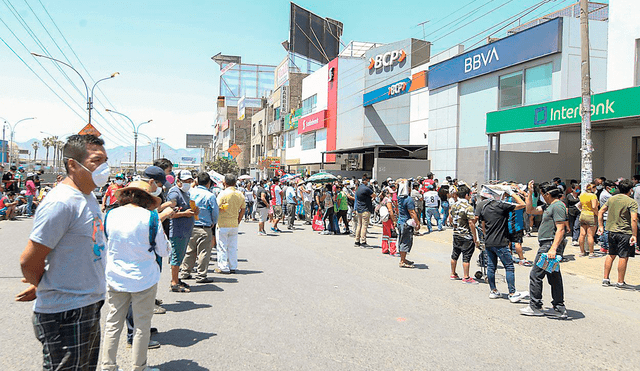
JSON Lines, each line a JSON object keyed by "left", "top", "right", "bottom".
{"left": 287, "top": 131, "right": 296, "bottom": 148}
{"left": 499, "top": 71, "right": 523, "bottom": 109}
{"left": 274, "top": 107, "right": 280, "bottom": 121}
{"left": 302, "top": 132, "right": 316, "bottom": 150}
{"left": 525, "top": 63, "right": 552, "bottom": 105}
{"left": 301, "top": 94, "right": 317, "bottom": 116}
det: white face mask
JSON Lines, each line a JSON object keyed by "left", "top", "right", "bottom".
{"left": 115, "top": 179, "right": 124, "bottom": 186}
{"left": 150, "top": 187, "right": 162, "bottom": 197}
{"left": 78, "top": 161, "right": 110, "bottom": 188}
{"left": 180, "top": 182, "right": 191, "bottom": 192}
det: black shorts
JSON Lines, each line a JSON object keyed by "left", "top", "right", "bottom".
{"left": 452, "top": 236, "right": 475, "bottom": 262}
{"left": 608, "top": 232, "right": 634, "bottom": 258}
{"left": 398, "top": 224, "right": 414, "bottom": 253}
{"left": 507, "top": 230, "right": 524, "bottom": 244}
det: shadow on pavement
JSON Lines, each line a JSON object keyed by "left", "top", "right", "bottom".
{"left": 155, "top": 329, "right": 216, "bottom": 347}
{"left": 233, "top": 269, "right": 263, "bottom": 275}
{"left": 546, "top": 308, "right": 586, "bottom": 321}
{"left": 213, "top": 277, "right": 238, "bottom": 284}
{"left": 162, "top": 300, "right": 213, "bottom": 313}
{"left": 412, "top": 263, "right": 429, "bottom": 270}
{"left": 155, "top": 359, "right": 208, "bottom": 370}
{"left": 189, "top": 284, "right": 224, "bottom": 293}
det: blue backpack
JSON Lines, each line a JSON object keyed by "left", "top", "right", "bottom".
{"left": 104, "top": 208, "right": 162, "bottom": 268}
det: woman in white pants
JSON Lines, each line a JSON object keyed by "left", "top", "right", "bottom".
{"left": 101, "top": 181, "right": 171, "bottom": 371}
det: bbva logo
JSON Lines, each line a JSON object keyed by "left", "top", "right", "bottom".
{"left": 464, "top": 47, "right": 499, "bottom": 73}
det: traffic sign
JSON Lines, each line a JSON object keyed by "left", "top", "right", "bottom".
{"left": 78, "top": 123, "right": 101, "bottom": 137}
{"left": 228, "top": 144, "right": 242, "bottom": 159}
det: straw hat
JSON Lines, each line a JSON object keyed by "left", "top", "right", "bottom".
{"left": 114, "top": 180, "right": 162, "bottom": 209}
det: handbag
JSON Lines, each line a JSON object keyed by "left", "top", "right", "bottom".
{"left": 390, "top": 227, "right": 398, "bottom": 239}
{"left": 312, "top": 211, "right": 324, "bottom": 231}
{"left": 379, "top": 205, "right": 390, "bottom": 222}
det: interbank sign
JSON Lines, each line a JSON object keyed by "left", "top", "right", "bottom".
{"left": 429, "top": 18, "right": 562, "bottom": 90}
{"left": 486, "top": 86, "right": 640, "bottom": 135}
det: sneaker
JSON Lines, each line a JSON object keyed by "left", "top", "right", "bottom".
{"left": 602, "top": 278, "right": 611, "bottom": 287}
{"left": 354, "top": 241, "right": 361, "bottom": 247}
{"left": 271, "top": 227, "right": 280, "bottom": 233}
{"left": 153, "top": 305, "right": 166, "bottom": 314}
{"left": 488, "top": 290, "right": 501, "bottom": 299}
{"left": 615, "top": 282, "right": 635, "bottom": 290}
{"left": 462, "top": 277, "right": 478, "bottom": 284}
{"left": 509, "top": 292, "right": 525, "bottom": 303}
{"left": 213, "top": 268, "right": 230, "bottom": 275}
{"left": 549, "top": 304, "right": 568, "bottom": 319}
{"left": 450, "top": 273, "right": 461, "bottom": 280}
{"left": 599, "top": 247, "right": 608, "bottom": 253}
{"left": 520, "top": 305, "right": 544, "bottom": 316}
{"left": 127, "top": 340, "right": 160, "bottom": 349}
{"left": 320, "top": 230, "right": 331, "bottom": 235}
{"left": 572, "top": 241, "right": 579, "bottom": 246}
{"left": 360, "top": 243, "right": 373, "bottom": 249}
{"left": 258, "top": 230, "right": 267, "bottom": 236}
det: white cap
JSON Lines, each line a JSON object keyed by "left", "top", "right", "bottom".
{"left": 179, "top": 170, "right": 193, "bottom": 180}
{"left": 27, "top": 172, "right": 34, "bottom": 177}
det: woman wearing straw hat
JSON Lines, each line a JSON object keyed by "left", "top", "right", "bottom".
{"left": 101, "top": 181, "right": 171, "bottom": 371}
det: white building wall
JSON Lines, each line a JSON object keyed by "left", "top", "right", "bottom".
{"left": 607, "top": 0, "right": 640, "bottom": 90}
{"left": 410, "top": 63, "right": 429, "bottom": 145}
{"left": 301, "top": 64, "right": 328, "bottom": 110}
{"left": 428, "top": 84, "right": 459, "bottom": 179}
{"left": 336, "top": 58, "right": 365, "bottom": 150}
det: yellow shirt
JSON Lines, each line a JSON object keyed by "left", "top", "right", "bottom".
{"left": 217, "top": 187, "right": 246, "bottom": 228}
{"left": 579, "top": 192, "right": 598, "bottom": 216}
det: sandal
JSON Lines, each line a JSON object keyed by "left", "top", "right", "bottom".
{"left": 399, "top": 262, "right": 415, "bottom": 268}
{"left": 170, "top": 284, "right": 190, "bottom": 293}
{"left": 519, "top": 260, "right": 533, "bottom": 267}
{"left": 178, "top": 280, "right": 190, "bottom": 288}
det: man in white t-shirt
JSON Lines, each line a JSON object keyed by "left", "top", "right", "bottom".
{"left": 423, "top": 184, "right": 443, "bottom": 233}
{"left": 17, "top": 135, "right": 109, "bottom": 370}
{"left": 301, "top": 181, "right": 313, "bottom": 224}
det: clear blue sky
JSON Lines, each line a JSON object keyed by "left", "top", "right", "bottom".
{"left": 0, "top": 0, "right": 600, "bottom": 149}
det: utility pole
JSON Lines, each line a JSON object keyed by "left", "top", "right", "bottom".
{"left": 580, "top": 0, "right": 592, "bottom": 191}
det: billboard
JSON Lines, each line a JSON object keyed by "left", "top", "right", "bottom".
{"left": 289, "top": 3, "right": 343, "bottom": 64}
{"left": 238, "top": 96, "right": 246, "bottom": 120}
{"left": 276, "top": 57, "right": 289, "bottom": 88}
{"left": 186, "top": 134, "right": 213, "bottom": 149}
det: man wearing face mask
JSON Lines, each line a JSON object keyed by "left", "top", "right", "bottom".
{"left": 103, "top": 173, "right": 126, "bottom": 212}
{"left": 167, "top": 170, "right": 198, "bottom": 292}
{"left": 16, "top": 135, "right": 110, "bottom": 370}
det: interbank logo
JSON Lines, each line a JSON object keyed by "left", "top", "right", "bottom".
{"left": 533, "top": 100, "right": 615, "bottom": 125}
{"left": 368, "top": 49, "right": 407, "bottom": 70}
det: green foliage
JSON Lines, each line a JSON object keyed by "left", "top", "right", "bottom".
{"left": 206, "top": 156, "right": 239, "bottom": 175}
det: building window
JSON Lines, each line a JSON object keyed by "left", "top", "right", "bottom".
{"left": 499, "top": 63, "right": 553, "bottom": 109}
{"left": 252, "top": 123, "right": 256, "bottom": 136}
{"left": 525, "top": 63, "right": 553, "bottom": 105}
{"left": 634, "top": 137, "right": 640, "bottom": 176}
{"left": 301, "top": 94, "right": 317, "bottom": 116}
{"left": 287, "top": 131, "right": 296, "bottom": 148}
{"left": 301, "top": 132, "right": 316, "bottom": 150}
{"left": 274, "top": 107, "right": 280, "bottom": 121}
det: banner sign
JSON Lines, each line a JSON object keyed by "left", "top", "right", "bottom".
{"left": 298, "top": 110, "right": 327, "bottom": 134}
{"left": 238, "top": 96, "right": 246, "bottom": 120}
{"left": 429, "top": 18, "right": 562, "bottom": 90}
{"left": 276, "top": 59, "right": 289, "bottom": 88}
{"left": 486, "top": 86, "right": 640, "bottom": 134}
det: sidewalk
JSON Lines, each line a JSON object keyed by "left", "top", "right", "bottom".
{"left": 403, "top": 224, "right": 640, "bottom": 284}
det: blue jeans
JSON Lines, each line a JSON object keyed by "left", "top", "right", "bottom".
{"left": 26, "top": 195, "right": 34, "bottom": 216}
{"left": 440, "top": 201, "right": 449, "bottom": 225}
{"left": 425, "top": 207, "right": 442, "bottom": 233}
{"left": 486, "top": 246, "right": 516, "bottom": 294}
{"left": 599, "top": 220, "right": 609, "bottom": 249}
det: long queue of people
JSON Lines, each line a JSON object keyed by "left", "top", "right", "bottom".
{"left": 14, "top": 135, "right": 248, "bottom": 371}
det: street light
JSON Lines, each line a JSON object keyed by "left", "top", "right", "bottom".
{"left": 105, "top": 109, "right": 152, "bottom": 174}
{"left": 138, "top": 132, "right": 155, "bottom": 162}
{"left": 31, "top": 52, "right": 118, "bottom": 124}
{"left": 1, "top": 117, "right": 36, "bottom": 166}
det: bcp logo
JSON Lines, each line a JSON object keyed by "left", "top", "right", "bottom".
{"left": 388, "top": 81, "right": 408, "bottom": 96}
{"left": 368, "top": 49, "right": 407, "bottom": 70}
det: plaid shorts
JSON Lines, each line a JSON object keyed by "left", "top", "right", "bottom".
{"left": 33, "top": 300, "right": 104, "bottom": 371}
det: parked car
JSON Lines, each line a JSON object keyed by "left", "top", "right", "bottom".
{"left": 93, "top": 184, "right": 109, "bottom": 203}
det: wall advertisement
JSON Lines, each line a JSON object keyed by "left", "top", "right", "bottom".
{"left": 297, "top": 110, "right": 327, "bottom": 134}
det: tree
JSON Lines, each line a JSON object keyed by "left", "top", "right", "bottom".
{"left": 32, "top": 141, "right": 39, "bottom": 162}
{"left": 206, "top": 156, "right": 239, "bottom": 175}
{"left": 42, "top": 137, "right": 53, "bottom": 167}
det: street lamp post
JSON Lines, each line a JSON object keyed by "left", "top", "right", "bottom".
{"left": 1, "top": 117, "right": 36, "bottom": 166}
{"left": 105, "top": 109, "right": 151, "bottom": 174}
{"left": 138, "top": 132, "right": 155, "bottom": 162}
{"left": 31, "top": 53, "right": 118, "bottom": 124}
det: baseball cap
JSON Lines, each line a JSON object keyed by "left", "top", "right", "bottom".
{"left": 427, "top": 184, "right": 434, "bottom": 189}
{"left": 178, "top": 170, "right": 193, "bottom": 181}
{"left": 143, "top": 166, "right": 168, "bottom": 187}
{"left": 27, "top": 172, "right": 34, "bottom": 177}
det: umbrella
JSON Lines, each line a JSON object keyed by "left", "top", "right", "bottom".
{"left": 208, "top": 170, "right": 224, "bottom": 183}
{"left": 280, "top": 173, "right": 301, "bottom": 182}
{"left": 238, "top": 174, "right": 253, "bottom": 180}
{"left": 307, "top": 172, "right": 338, "bottom": 183}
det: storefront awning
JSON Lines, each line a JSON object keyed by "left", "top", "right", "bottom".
{"left": 325, "top": 144, "right": 427, "bottom": 156}
{"left": 486, "top": 86, "right": 640, "bottom": 135}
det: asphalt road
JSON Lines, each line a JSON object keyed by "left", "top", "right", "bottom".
{"left": 2, "top": 216, "right": 640, "bottom": 370}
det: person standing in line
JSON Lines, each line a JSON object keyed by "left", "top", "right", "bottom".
{"left": 180, "top": 172, "right": 218, "bottom": 284}
{"left": 24, "top": 172, "right": 36, "bottom": 217}
{"left": 396, "top": 179, "right": 420, "bottom": 268}
{"left": 255, "top": 180, "right": 270, "bottom": 236}
{"left": 320, "top": 183, "right": 336, "bottom": 235}
{"left": 354, "top": 175, "right": 376, "bottom": 248}
{"left": 244, "top": 182, "right": 255, "bottom": 222}
{"left": 476, "top": 186, "right": 527, "bottom": 302}
{"left": 16, "top": 135, "right": 109, "bottom": 370}
{"left": 215, "top": 174, "right": 246, "bottom": 274}
{"left": 299, "top": 181, "right": 313, "bottom": 225}
{"left": 270, "top": 178, "right": 284, "bottom": 233}
{"left": 411, "top": 182, "right": 424, "bottom": 230}
{"left": 167, "top": 170, "right": 198, "bottom": 293}
{"left": 438, "top": 184, "right": 451, "bottom": 228}
{"left": 566, "top": 183, "right": 581, "bottom": 246}
{"left": 101, "top": 181, "right": 171, "bottom": 371}
{"left": 599, "top": 179, "right": 638, "bottom": 289}
{"left": 336, "top": 183, "right": 350, "bottom": 235}
{"left": 102, "top": 173, "right": 126, "bottom": 212}
{"left": 577, "top": 183, "right": 599, "bottom": 257}
{"left": 521, "top": 182, "right": 568, "bottom": 317}
{"left": 379, "top": 188, "right": 397, "bottom": 256}
{"left": 449, "top": 185, "right": 478, "bottom": 283}
{"left": 598, "top": 180, "right": 617, "bottom": 254}
{"left": 285, "top": 181, "right": 298, "bottom": 230}
{"left": 423, "top": 184, "right": 442, "bottom": 233}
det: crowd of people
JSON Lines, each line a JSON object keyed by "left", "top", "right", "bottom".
{"left": 7, "top": 133, "right": 640, "bottom": 370}
{"left": 0, "top": 164, "right": 54, "bottom": 220}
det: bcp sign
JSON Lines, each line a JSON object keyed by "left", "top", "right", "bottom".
{"left": 388, "top": 81, "right": 408, "bottom": 96}
{"left": 368, "top": 49, "right": 407, "bottom": 70}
